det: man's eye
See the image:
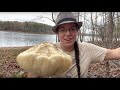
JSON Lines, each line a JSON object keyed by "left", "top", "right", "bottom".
{"left": 71, "top": 28, "right": 76, "bottom": 31}
{"left": 71, "top": 29, "right": 75, "bottom": 30}
{"left": 60, "top": 29, "right": 65, "bottom": 32}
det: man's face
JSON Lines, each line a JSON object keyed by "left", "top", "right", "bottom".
{"left": 57, "top": 23, "right": 79, "bottom": 47}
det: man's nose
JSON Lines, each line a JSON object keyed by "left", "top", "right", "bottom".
{"left": 66, "top": 30, "right": 71, "bottom": 35}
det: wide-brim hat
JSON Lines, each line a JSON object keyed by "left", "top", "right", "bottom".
{"left": 52, "top": 12, "right": 82, "bottom": 33}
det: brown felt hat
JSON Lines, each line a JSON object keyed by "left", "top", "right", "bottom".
{"left": 52, "top": 12, "right": 82, "bottom": 33}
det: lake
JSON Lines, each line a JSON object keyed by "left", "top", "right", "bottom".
{"left": 0, "top": 31, "right": 56, "bottom": 47}
{"left": 0, "top": 30, "right": 91, "bottom": 47}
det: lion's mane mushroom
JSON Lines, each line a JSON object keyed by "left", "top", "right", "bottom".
{"left": 16, "top": 42, "right": 72, "bottom": 77}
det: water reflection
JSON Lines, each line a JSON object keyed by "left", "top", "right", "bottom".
{"left": 0, "top": 31, "right": 56, "bottom": 47}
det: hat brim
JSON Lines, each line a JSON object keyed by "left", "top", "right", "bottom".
{"left": 52, "top": 21, "right": 82, "bottom": 33}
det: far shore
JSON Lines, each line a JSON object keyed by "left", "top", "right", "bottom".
{"left": 0, "top": 30, "right": 56, "bottom": 35}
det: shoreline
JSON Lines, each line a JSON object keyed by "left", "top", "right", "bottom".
{"left": 0, "top": 46, "right": 32, "bottom": 49}
{"left": 0, "top": 46, "right": 32, "bottom": 52}
{"left": 0, "top": 30, "right": 56, "bottom": 35}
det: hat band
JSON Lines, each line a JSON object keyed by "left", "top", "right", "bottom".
{"left": 57, "top": 18, "right": 77, "bottom": 25}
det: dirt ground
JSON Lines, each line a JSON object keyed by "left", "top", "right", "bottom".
{"left": 0, "top": 46, "right": 30, "bottom": 78}
{"left": 0, "top": 46, "right": 120, "bottom": 78}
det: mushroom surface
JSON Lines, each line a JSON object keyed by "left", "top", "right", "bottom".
{"left": 16, "top": 42, "right": 72, "bottom": 77}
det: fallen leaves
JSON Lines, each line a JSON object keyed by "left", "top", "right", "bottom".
{"left": 0, "top": 46, "right": 120, "bottom": 78}
{"left": 0, "top": 47, "right": 29, "bottom": 78}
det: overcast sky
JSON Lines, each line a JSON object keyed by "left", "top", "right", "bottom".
{"left": 0, "top": 12, "right": 59, "bottom": 26}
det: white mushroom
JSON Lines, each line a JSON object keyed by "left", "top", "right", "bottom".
{"left": 16, "top": 42, "right": 72, "bottom": 77}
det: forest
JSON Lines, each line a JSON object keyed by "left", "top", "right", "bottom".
{"left": 70, "top": 12, "right": 120, "bottom": 77}
{"left": 0, "top": 21, "right": 53, "bottom": 34}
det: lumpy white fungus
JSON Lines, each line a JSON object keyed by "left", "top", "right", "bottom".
{"left": 16, "top": 42, "right": 72, "bottom": 77}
